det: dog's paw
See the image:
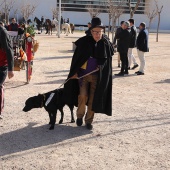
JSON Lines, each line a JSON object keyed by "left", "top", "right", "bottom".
{"left": 49, "top": 126, "right": 54, "bottom": 130}
{"left": 71, "top": 120, "right": 75, "bottom": 123}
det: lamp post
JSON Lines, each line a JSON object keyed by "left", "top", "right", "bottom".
{"left": 58, "top": 0, "right": 61, "bottom": 38}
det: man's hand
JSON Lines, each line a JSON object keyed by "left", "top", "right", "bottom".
{"left": 8, "top": 71, "right": 14, "bottom": 79}
{"left": 70, "top": 73, "right": 78, "bottom": 79}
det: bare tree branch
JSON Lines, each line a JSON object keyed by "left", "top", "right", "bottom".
{"left": 128, "top": 0, "right": 141, "bottom": 18}
{"left": 51, "top": 7, "right": 58, "bottom": 19}
{"left": 86, "top": 5, "right": 101, "bottom": 18}
{"left": 105, "top": 0, "right": 124, "bottom": 41}
{"left": 20, "top": 1, "right": 38, "bottom": 23}
{"left": 155, "top": 0, "right": 163, "bottom": 42}
{"left": 1, "top": 0, "right": 15, "bottom": 22}
{"left": 145, "top": 3, "right": 158, "bottom": 34}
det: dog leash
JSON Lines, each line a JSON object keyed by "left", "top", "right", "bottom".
{"left": 57, "top": 67, "right": 100, "bottom": 89}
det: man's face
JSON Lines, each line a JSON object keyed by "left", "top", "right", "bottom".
{"left": 12, "top": 19, "right": 16, "bottom": 23}
{"left": 139, "top": 25, "right": 143, "bottom": 30}
{"left": 129, "top": 22, "right": 133, "bottom": 27}
{"left": 91, "top": 27, "right": 103, "bottom": 42}
{"left": 122, "top": 23, "right": 128, "bottom": 30}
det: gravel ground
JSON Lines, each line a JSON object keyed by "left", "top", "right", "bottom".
{"left": 0, "top": 31, "right": 170, "bottom": 170}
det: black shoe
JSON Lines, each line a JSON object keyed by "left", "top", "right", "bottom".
{"left": 76, "top": 118, "right": 83, "bottom": 126}
{"left": 135, "top": 71, "right": 140, "bottom": 74}
{"left": 115, "top": 72, "right": 124, "bottom": 76}
{"left": 131, "top": 64, "right": 139, "bottom": 70}
{"left": 124, "top": 71, "right": 129, "bottom": 75}
{"left": 118, "top": 64, "right": 121, "bottom": 68}
{"left": 128, "top": 67, "right": 130, "bottom": 70}
{"left": 136, "top": 71, "right": 144, "bottom": 75}
{"left": 86, "top": 123, "right": 93, "bottom": 130}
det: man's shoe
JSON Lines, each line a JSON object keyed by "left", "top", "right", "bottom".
{"left": 118, "top": 63, "right": 121, "bottom": 68}
{"left": 115, "top": 72, "right": 124, "bottom": 76}
{"left": 124, "top": 71, "right": 129, "bottom": 75}
{"left": 131, "top": 64, "right": 139, "bottom": 70}
{"left": 86, "top": 123, "right": 93, "bottom": 130}
{"left": 136, "top": 72, "right": 144, "bottom": 75}
{"left": 128, "top": 67, "right": 130, "bottom": 70}
{"left": 76, "top": 118, "right": 83, "bottom": 126}
{"left": 135, "top": 71, "right": 140, "bottom": 74}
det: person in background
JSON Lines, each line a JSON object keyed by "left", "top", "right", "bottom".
{"left": 128, "top": 19, "right": 138, "bottom": 70}
{"left": 0, "top": 23, "right": 14, "bottom": 119}
{"left": 85, "top": 22, "right": 92, "bottom": 36}
{"left": 135, "top": 22, "right": 149, "bottom": 75}
{"left": 2, "top": 19, "right": 8, "bottom": 30}
{"left": 113, "top": 21, "right": 124, "bottom": 67}
{"left": 41, "top": 16, "right": 44, "bottom": 24}
{"left": 63, "top": 17, "right": 114, "bottom": 130}
{"left": 61, "top": 16, "right": 64, "bottom": 25}
{"left": 60, "top": 16, "right": 64, "bottom": 31}
{"left": 115, "top": 21, "right": 130, "bottom": 76}
{"left": 66, "top": 18, "right": 69, "bottom": 24}
{"left": 8, "top": 18, "right": 19, "bottom": 31}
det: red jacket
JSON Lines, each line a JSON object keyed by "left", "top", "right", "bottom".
{"left": 0, "top": 26, "right": 14, "bottom": 71}
{"left": 0, "top": 49, "right": 8, "bottom": 67}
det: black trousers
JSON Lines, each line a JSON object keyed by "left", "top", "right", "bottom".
{"left": 119, "top": 52, "right": 128, "bottom": 73}
{"left": 0, "top": 66, "right": 8, "bottom": 114}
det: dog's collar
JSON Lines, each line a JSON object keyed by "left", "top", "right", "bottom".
{"left": 41, "top": 94, "right": 46, "bottom": 108}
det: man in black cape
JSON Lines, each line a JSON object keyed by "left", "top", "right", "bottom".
{"left": 63, "top": 17, "right": 114, "bottom": 130}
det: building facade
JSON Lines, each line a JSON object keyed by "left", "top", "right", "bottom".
{"left": 3, "top": 0, "right": 170, "bottom": 31}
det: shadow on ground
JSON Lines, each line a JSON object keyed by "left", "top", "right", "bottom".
{"left": 34, "top": 79, "right": 66, "bottom": 85}
{"left": 35, "top": 56, "right": 72, "bottom": 61}
{"left": 5, "top": 81, "right": 28, "bottom": 90}
{"left": 155, "top": 79, "right": 170, "bottom": 84}
{"left": 0, "top": 123, "right": 92, "bottom": 157}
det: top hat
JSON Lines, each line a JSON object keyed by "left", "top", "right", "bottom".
{"left": 91, "top": 17, "right": 105, "bottom": 29}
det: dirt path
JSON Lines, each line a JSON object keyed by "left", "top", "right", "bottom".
{"left": 0, "top": 32, "right": 170, "bottom": 170}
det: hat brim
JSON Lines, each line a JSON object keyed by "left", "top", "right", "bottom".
{"left": 90, "top": 25, "right": 105, "bottom": 30}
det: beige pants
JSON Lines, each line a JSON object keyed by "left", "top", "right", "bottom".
{"left": 77, "top": 74, "right": 98, "bottom": 124}
{"left": 137, "top": 49, "right": 145, "bottom": 73}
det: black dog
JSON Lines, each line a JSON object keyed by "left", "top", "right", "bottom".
{"left": 23, "top": 88, "right": 75, "bottom": 130}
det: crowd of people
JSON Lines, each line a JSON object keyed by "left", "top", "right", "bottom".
{"left": 113, "top": 19, "right": 149, "bottom": 76}
{"left": 0, "top": 16, "right": 149, "bottom": 130}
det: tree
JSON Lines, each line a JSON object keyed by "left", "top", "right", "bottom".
{"left": 0, "top": 1, "right": 5, "bottom": 19}
{"left": 145, "top": 5, "right": 157, "bottom": 34}
{"left": 86, "top": 5, "right": 101, "bottom": 18}
{"left": 1, "top": 0, "right": 15, "bottom": 23}
{"left": 105, "top": 0, "right": 124, "bottom": 41}
{"left": 20, "top": 1, "right": 38, "bottom": 24}
{"left": 51, "top": 7, "right": 59, "bottom": 19}
{"left": 155, "top": 0, "right": 163, "bottom": 42}
{"left": 127, "top": 0, "right": 141, "bottom": 18}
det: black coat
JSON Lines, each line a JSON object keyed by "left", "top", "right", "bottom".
{"left": 129, "top": 25, "right": 137, "bottom": 48}
{"left": 0, "top": 26, "right": 14, "bottom": 71}
{"left": 115, "top": 28, "right": 130, "bottom": 53}
{"left": 113, "top": 27, "right": 122, "bottom": 45}
{"left": 63, "top": 35, "right": 114, "bottom": 116}
{"left": 136, "top": 28, "right": 149, "bottom": 52}
{"left": 85, "top": 28, "right": 92, "bottom": 36}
